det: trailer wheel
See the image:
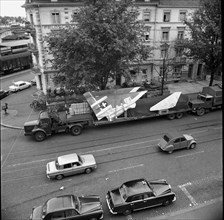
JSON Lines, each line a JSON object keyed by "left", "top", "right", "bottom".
{"left": 70, "top": 125, "right": 82, "bottom": 136}
{"left": 175, "top": 112, "right": 184, "bottom": 119}
{"left": 196, "top": 107, "right": 205, "bottom": 116}
{"left": 34, "top": 131, "right": 46, "bottom": 142}
{"left": 167, "top": 113, "right": 175, "bottom": 120}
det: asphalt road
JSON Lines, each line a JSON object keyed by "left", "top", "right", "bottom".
{"left": 1, "top": 71, "right": 223, "bottom": 220}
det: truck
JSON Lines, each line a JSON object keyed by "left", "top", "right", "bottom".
{"left": 188, "top": 85, "right": 222, "bottom": 116}
{"left": 24, "top": 86, "right": 222, "bottom": 142}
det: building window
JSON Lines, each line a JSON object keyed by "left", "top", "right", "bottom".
{"left": 143, "top": 11, "right": 150, "bottom": 22}
{"left": 30, "top": 13, "right": 34, "bottom": 25}
{"left": 177, "top": 30, "right": 184, "bottom": 39}
{"left": 162, "top": 31, "right": 169, "bottom": 41}
{"left": 51, "top": 12, "right": 60, "bottom": 24}
{"left": 163, "top": 11, "right": 170, "bottom": 22}
{"left": 161, "top": 49, "right": 168, "bottom": 58}
{"left": 145, "top": 34, "right": 150, "bottom": 41}
{"left": 179, "top": 11, "right": 186, "bottom": 22}
{"left": 176, "top": 48, "right": 183, "bottom": 57}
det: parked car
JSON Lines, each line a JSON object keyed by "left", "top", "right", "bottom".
{"left": 46, "top": 153, "right": 97, "bottom": 180}
{"left": 158, "top": 133, "right": 197, "bottom": 154}
{"left": 29, "top": 194, "right": 104, "bottom": 220}
{"left": 106, "top": 178, "right": 176, "bottom": 216}
{"left": 30, "top": 78, "right": 36, "bottom": 86}
{"left": 9, "top": 80, "right": 32, "bottom": 92}
{"left": 0, "top": 90, "right": 9, "bottom": 99}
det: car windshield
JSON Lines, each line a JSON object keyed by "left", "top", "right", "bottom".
{"left": 55, "top": 160, "right": 61, "bottom": 170}
{"left": 163, "top": 135, "right": 170, "bottom": 142}
{"left": 78, "top": 155, "right": 83, "bottom": 164}
{"left": 119, "top": 184, "right": 127, "bottom": 201}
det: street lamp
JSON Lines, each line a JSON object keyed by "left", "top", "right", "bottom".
{"left": 160, "top": 42, "right": 169, "bottom": 95}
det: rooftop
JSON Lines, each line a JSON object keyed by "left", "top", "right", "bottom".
{"left": 57, "top": 153, "right": 79, "bottom": 165}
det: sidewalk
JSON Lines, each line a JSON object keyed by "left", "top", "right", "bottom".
{"left": 0, "top": 79, "right": 222, "bottom": 130}
{"left": 152, "top": 197, "right": 223, "bottom": 220}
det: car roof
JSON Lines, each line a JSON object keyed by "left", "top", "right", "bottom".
{"left": 123, "top": 179, "right": 152, "bottom": 197}
{"left": 13, "top": 81, "right": 26, "bottom": 85}
{"left": 57, "top": 153, "right": 79, "bottom": 165}
{"left": 183, "top": 134, "right": 193, "bottom": 140}
{"left": 45, "top": 195, "right": 75, "bottom": 214}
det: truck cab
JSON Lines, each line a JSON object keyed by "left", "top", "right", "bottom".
{"left": 24, "top": 111, "right": 53, "bottom": 141}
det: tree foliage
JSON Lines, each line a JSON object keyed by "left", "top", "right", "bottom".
{"left": 0, "top": 16, "right": 26, "bottom": 26}
{"left": 175, "top": 0, "right": 221, "bottom": 86}
{"left": 46, "top": 0, "right": 152, "bottom": 91}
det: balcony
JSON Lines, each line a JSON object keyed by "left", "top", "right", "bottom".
{"left": 173, "top": 57, "right": 186, "bottom": 64}
{"left": 28, "top": 43, "right": 38, "bottom": 56}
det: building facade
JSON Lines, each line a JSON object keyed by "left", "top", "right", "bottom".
{"left": 23, "top": 0, "right": 203, "bottom": 93}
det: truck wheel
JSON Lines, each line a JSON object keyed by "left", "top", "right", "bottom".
{"left": 167, "top": 113, "right": 175, "bottom": 120}
{"left": 123, "top": 209, "right": 132, "bottom": 216}
{"left": 196, "top": 108, "right": 205, "bottom": 116}
{"left": 56, "top": 174, "right": 64, "bottom": 180}
{"left": 85, "top": 168, "right": 92, "bottom": 174}
{"left": 175, "top": 112, "right": 183, "bottom": 119}
{"left": 34, "top": 131, "right": 46, "bottom": 142}
{"left": 70, "top": 125, "right": 82, "bottom": 136}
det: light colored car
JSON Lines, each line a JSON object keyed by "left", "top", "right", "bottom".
{"left": 9, "top": 81, "right": 32, "bottom": 92}
{"left": 46, "top": 153, "right": 97, "bottom": 180}
{"left": 158, "top": 133, "right": 197, "bottom": 154}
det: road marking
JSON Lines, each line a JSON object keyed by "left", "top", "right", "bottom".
{"left": 31, "top": 183, "right": 49, "bottom": 189}
{"left": 109, "top": 164, "right": 144, "bottom": 173}
{"left": 179, "top": 184, "right": 198, "bottom": 206}
{"left": 7, "top": 158, "right": 55, "bottom": 167}
{"left": 85, "top": 139, "right": 160, "bottom": 154}
{"left": 175, "top": 150, "right": 204, "bottom": 158}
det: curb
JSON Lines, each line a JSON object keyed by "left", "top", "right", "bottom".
{"left": 151, "top": 197, "right": 223, "bottom": 220}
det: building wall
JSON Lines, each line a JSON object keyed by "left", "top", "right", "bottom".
{"left": 23, "top": 0, "right": 202, "bottom": 93}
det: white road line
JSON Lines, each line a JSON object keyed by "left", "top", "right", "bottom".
{"left": 109, "top": 164, "right": 144, "bottom": 173}
{"left": 175, "top": 150, "right": 204, "bottom": 158}
{"left": 7, "top": 158, "right": 55, "bottom": 167}
{"left": 179, "top": 185, "right": 198, "bottom": 206}
{"left": 85, "top": 139, "right": 160, "bottom": 154}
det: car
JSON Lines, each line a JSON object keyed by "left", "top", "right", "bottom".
{"left": 46, "top": 153, "right": 97, "bottom": 180}
{"left": 9, "top": 80, "right": 32, "bottom": 92}
{"left": 30, "top": 78, "right": 36, "bottom": 86}
{"left": 158, "top": 133, "right": 197, "bottom": 154}
{"left": 29, "top": 194, "right": 104, "bottom": 220}
{"left": 0, "top": 90, "right": 9, "bottom": 100}
{"left": 106, "top": 178, "right": 176, "bottom": 216}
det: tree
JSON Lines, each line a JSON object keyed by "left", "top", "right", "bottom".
{"left": 175, "top": 0, "right": 221, "bottom": 86}
{"left": 46, "top": 0, "right": 152, "bottom": 91}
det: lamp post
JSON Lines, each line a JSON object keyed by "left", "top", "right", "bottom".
{"left": 160, "top": 42, "right": 169, "bottom": 95}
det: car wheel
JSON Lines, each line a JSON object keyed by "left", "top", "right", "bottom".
{"left": 70, "top": 125, "right": 82, "bottom": 136}
{"left": 175, "top": 112, "right": 184, "bottom": 119}
{"left": 85, "top": 168, "right": 92, "bottom": 174}
{"left": 196, "top": 107, "right": 205, "bottom": 116}
{"left": 168, "top": 150, "right": 173, "bottom": 154}
{"left": 34, "top": 131, "right": 46, "bottom": 142}
{"left": 163, "top": 200, "right": 171, "bottom": 206}
{"left": 167, "top": 113, "right": 175, "bottom": 120}
{"left": 56, "top": 174, "right": 64, "bottom": 180}
{"left": 190, "top": 143, "right": 196, "bottom": 149}
{"left": 123, "top": 209, "right": 132, "bottom": 216}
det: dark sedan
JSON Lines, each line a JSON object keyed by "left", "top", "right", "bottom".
{"left": 30, "top": 194, "right": 103, "bottom": 220}
{"left": 0, "top": 90, "right": 9, "bottom": 100}
{"left": 106, "top": 178, "right": 176, "bottom": 215}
